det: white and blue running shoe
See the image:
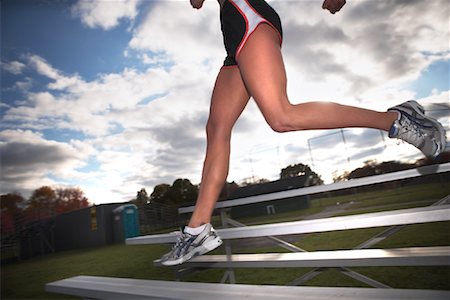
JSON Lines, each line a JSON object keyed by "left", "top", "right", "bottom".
{"left": 157, "top": 223, "right": 222, "bottom": 266}
{"left": 388, "top": 100, "right": 446, "bottom": 158}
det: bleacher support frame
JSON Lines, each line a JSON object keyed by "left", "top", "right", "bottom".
{"left": 47, "top": 163, "right": 450, "bottom": 299}
{"left": 46, "top": 275, "right": 450, "bottom": 300}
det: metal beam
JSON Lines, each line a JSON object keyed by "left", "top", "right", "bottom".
{"left": 176, "top": 246, "right": 450, "bottom": 268}
{"left": 127, "top": 205, "right": 450, "bottom": 244}
{"left": 224, "top": 217, "right": 307, "bottom": 253}
{"left": 224, "top": 215, "right": 388, "bottom": 288}
{"left": 289, "top": 196, "right": 450, "bottom": 287}
{"left": 217, "top": 205, "right": 450, "bottom": 240}
{"left": 338, "top": 268, "right": 392, "bottom": 289}
{"left": 178, "top": 163, "right": 450, "bottom": 214}
{"left": 46, "top": 276, "right": 450, "bottom": 300}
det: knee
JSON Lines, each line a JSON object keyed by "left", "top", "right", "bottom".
{"left": 206, "top": 118, "right": 232, "bottom": 141}
{"left": 264, "top": 105, "right": 295, "bottom": 133}
{"left": 267, "top": 118, "right": 291, "bottom": 133}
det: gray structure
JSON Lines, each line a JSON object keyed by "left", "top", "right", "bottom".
{"left": 54, "top": 203, "right": 123, "bottom": 252}
{"left": 19, "top": 203, "right": 139, "bottom": 259}
{"left": 227, "top": 176, "right": 311, "bottom": 218}
{"left": 45, "top": 164, "right": 450, "bottom": 299}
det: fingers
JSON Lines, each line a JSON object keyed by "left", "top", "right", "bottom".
{"left": 322, "top": 0, "right": 346, "bottom": 14}
{"left": 190, "top": 0, "right": 204, "bottom": 9}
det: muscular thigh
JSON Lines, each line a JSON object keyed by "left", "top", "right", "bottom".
{"left": 237, "top": 24, "right": 290, "bottom": 119}
{"left": 207, "top": 67, "right": 250, "bottom": 136}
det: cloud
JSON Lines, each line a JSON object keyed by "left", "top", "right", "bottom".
{"left": 1, "top": 48, "right": 218, "bottom": 200}
{"left": 14, "top": 77, "right": 33, "bottom": 92}
{"left": 276, "top": 0, "right": 449, "bottom": 100}
{"left": 1, "top": 0, "right": 448, "bottom": 203}
{"left": 3, "top": 54, "right": 178, "bottom": 137}
{"left": 147, "top": 114, "right": 207, "bottom": 174}
{"left": 0, "top": 130, "right": 94, "bottom": 195}
{"left": 128, "top": 1, "right": 224, "bottom": 65}
{"left": 1, "top": 61, "right": 26, "bottom": 75}
{"left": 71, "top": 0, "right": 141, "bottom": 30}
{"left": 27, "top": 55, "right": 61, "bottom": 80}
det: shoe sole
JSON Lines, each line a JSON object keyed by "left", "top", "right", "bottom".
{"left": 161, "top": 236, "right": 223, "bottom": 266}
{"left": 391, "top": 100, "right": 447, "bottom": 156}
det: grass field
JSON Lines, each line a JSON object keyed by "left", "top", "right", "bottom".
{"left": 2, "top": 181, "right": 449, "bottom": 299}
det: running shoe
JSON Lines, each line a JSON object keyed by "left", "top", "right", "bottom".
{"left": 388, "top": 100, "right": 446, "bottom": 157}
{"left": 158, "top": 223, "right": 222, "bottom": 266}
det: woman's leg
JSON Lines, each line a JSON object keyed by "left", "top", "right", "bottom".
{"left": 188, "top": 66, "right": 250, "bottom": 227}
{"left": 237, "top": 24, "right": 398, "bottom": 133}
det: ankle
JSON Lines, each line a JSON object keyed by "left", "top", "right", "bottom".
{"left": 385, "top": 111, "right": 400, "bottom": 131}
{"left": 188, "top": 220, "right": 207, "bottom": 227}
{"left": 185, "top": 224, "right": 208, "bottom": 235}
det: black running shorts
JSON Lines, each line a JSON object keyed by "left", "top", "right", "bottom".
{"left": 220, "top": 0, "right": 283, "bottom": 67}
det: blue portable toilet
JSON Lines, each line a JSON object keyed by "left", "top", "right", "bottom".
{"left": 113, "top": 204, "right": 140, "bottom": 241}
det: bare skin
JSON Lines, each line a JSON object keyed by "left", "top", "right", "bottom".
{"left": 188, "top": 0, "right": 397, "bottom": 227}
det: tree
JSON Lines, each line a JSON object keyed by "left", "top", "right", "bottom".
{"left": 131, "top": 188, "right": 150, "bottom": 211}
{"left": 130, "top": 188, "right": 151, "bottom": 226}
{"left": 24, "top": 186, "right": 89, "bottom": 220}
{"left": 1, "top": 192, "right": 25, "bottom": 215}
{"left": 27, "top": 186, "right": 57, "bottom": 219}
{"left": 239, "top": 177, "right": 270, "bottom": 187}
{"left": 333, "top": 170, "right": 350, "bottom": 183}
{"left": 55, "top": 187, "right": 90, "bottom": 214}
{"left": 345, "top": 160, "right": 413, "bottom": 180}
{"left": 218, "top": 181, "right": 239, "bottom": 200}
{"left": 150, "top": 184, "right": 171, "bottom": 204}
{"left": 137, "top": 188, "right": 149, "bottom": 203}
{"left": 280, "top": 163, "right": 323, "bottom": 186}
{"left": 1, "top": 192, "right": 26, "bottom": 235}
{"left": 166, "top": 179, "right": 198, "bottom": 206}
{"left": 333, "top": 153, "right": 450, "bottom": 182}
{"left": 149, "top": 179, "right": 198, "bottom": 207}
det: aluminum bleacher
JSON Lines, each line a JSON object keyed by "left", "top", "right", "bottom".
{"left": 127, "top": 204, "right": 450, "bottom": 244}
{"left": 168, "top": 246, "right": 450, "bottom": 268}
{"left": 46, "top": 275, "right": 450, "bottom": 300}
{"left": 46, "top": 163, "right": 450, "bottom": 299}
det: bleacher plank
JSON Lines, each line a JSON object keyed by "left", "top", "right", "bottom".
{"left": 179, "top": 163, "right": 450, "bottom": 214}
{"left": 126, "top": 205, "right": 450, "bottom": 245}
{"left": 46, "top": 276, "right": 450, "bottom": 300}
{"left": 48, "top": 166, "right": 450, "bottom": 299}
{"left": 167, "top": 246, "right": 450, "bottom": 268}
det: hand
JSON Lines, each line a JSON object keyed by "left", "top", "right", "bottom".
{"left": 322, "top": 0, "right": 346, "bottom": 14}
{"left": 190, "top": 0, "right": 205, "bottom": 9}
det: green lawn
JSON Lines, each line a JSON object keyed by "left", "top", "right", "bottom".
{"left": 231, "top": 182, "right": 450, "bottom": 226}
{"left": 1, "top": 244, "right": 174, "bottom": 299}
{"left": 2, "top": 181, "right": 449, "bottom": 299}
{"left": 310, "top": 182, "right": 450, "bottom": 209}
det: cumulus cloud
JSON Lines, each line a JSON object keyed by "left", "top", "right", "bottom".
{"left": 128, "top": 1, "right": 224, "bottom": 65}
{"left": 1, "top": 61, "right": 26, "bottom": 75}
{"left": 71, "top": 0, "right": 142, "bottom": 30}
{"left": 275, "top": 0, "right": 449, "bottom": 101}
{"left": 1, "top": 48, "right": 218, "bottom": 200}
{"left": 27, "top": 55, "right": 61, "bottom": 80}
{"left": 1, "top": 0, "right": 448, "bottom": 202}
{"left": 3, "top": 54, "right": 178, "bottom": 137}
{"left": 0, "top": 130, "right": 95, "bottom": 195}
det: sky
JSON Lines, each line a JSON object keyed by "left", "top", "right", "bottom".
{"left": 1, "top": 0, "right": 449, "bottom": 205}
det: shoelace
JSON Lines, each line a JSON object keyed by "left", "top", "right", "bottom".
{"left": 170, "top": 233, "right": 193, "bottom": 257}
{"left": 397, "top": 117, "right": 425, "bottom": 148}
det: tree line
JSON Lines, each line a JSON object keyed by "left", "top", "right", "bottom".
{"left": 2, "top": 155, "right": 446, "bottom": 235}
{"left": 332, "top": 153, "right": 449, "bottom": 182}
{"left": 1, "top": 186, "right": 90, "bottom": 236}
{"left": 131, "top": 155, "right": 449, "bottom": 216}
{"left": 130, "top": 163, "right": 323, "bottom": 213}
